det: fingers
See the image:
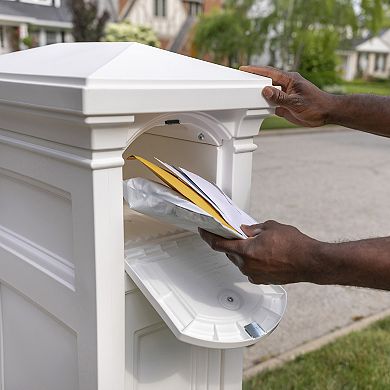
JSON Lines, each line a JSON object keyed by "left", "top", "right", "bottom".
{"left": 240, "top": 65, "right": 291, "bottom": 88}
{"left": 226, "top": 253, "right": 244, "bottom": 268}
{"left": 275, "top": 107, "right": 305, "bottom": 127}
{"left": 241, "top": 224, "right": 263, "bottom": 237}
{"left": 262, "top": 87, "right": 303, "bottom": 110}
{"left": 198, "top": 228, "right": 245, "bottom": 254}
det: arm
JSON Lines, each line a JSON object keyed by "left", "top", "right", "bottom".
{"left": 199, "top": 222, "right": 390, "bottom": 291}
{"left": 240, "top": 66, "right": 390, "bottom": 137}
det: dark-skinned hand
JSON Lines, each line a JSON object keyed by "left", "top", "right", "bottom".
{"left": 199, "top": 221, "right": 322, "bottom": 285}
{"left": 240, "top": 66, "right": 334, "bottom": 128}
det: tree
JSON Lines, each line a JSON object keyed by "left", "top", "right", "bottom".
{"left": 265, "top": 0, "right": 384, "bottom": 71}
{"left": 256, "top": 0, "right": 385, "bottom": 86}
{"left": 71, "top": 0, "right": 109, "bottom": 42}
{"left": 104, "top": 21, "right": 160, "bottom": 47}
{"left": 295, "top": 29, "right": 340, "bottom": 88}
{"left": 193, "top": 0, "right": 267, "bottom": 67}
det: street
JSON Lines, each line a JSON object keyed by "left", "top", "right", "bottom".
{"left": 244, "top": 128, "right": 390, "bottom": 372}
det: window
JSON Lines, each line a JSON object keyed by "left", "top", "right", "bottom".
{"left": 0, "top": 27, "right": 4, "bottom": 49}
{"left": 189, "top": 2, "right": 202, "bottom": 16}
{"left": 46, "top": 31, "right": 57, "bottom": 45}
{"left": 154, "top": 0, "right": 166, "bottom": 17}
{"left": 375, "top": 53, "right": 386, "bottom": 72}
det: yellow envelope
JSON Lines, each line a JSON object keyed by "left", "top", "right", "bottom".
{"left": 128, "top": 155, "right": 236, "bottom": 232}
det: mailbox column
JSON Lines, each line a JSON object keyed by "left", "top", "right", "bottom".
{"left": 214, "top": 108, "right": 273, "bottom": 211}
{"left": 0, "top": 106, "right": 132, "bottom": 390}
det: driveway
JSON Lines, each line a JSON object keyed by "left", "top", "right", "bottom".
{"left": 244, "top": 128, "right": 390, "bottom": 372}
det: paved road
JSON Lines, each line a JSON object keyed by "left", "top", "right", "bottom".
{"left": 244, "top": 129, "right": 390, "bottom": 372}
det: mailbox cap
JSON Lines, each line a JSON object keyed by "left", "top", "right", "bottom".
{"left": 0, "top": 42, "right": 274, "bottom": 115}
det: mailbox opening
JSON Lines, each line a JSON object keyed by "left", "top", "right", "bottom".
{"left": 121, "top": 116, "right": 287, "bottom": 349}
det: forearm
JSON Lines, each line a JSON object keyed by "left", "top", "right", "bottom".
{"left": 327, "top": 94, "right": 390, "bottom": 137}
{"left": 310, "top": 237, "right": 390, "bottom": 290}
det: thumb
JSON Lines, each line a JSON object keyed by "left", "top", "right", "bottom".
{"left": 241, "top": 224, "right": 263, "bottom": 237}
{"left": 262, "top": 86, "right": 297, "bottom": 108}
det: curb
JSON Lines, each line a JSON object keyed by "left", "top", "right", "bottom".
{"left": 243, "top": 307, "right": 390, "bottom": 380}
{"left": 257, "top": 125, "right": 350, "bottom": 137}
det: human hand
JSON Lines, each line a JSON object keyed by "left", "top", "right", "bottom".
{"left": 199, "top": 220, "right": 323, "bottom": 285}
{"left": 240, "top": 66, "right": 335, "bottom": 127}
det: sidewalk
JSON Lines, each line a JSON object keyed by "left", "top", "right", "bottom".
{"left": 244, "top": 129, "right": 390, "bottom": 377}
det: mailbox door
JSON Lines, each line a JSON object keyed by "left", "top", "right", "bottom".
{"left": 124, "top": 232, "right": 287, "bottom": 349}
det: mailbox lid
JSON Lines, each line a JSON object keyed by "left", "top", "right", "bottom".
{"left": 124, "top": 233, "right": 287, "bottom": 349}
{"left": 0, "top": 42, "right": 274, "bottom": 115}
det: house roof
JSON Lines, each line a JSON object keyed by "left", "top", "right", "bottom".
{"left": 0, "top": 0, "right": 72, "bottom": 27}
{"left": 379, "top": 29, "right": 390, "bottom": 47}
{"left": 356, "top": 36, "right": 390, "bottom": 53}
{"left": 0, "top": 42, "right": 274, "bottom": 115}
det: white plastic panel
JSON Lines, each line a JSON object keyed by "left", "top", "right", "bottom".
{"left": 0, "top": 167, "right": 73, "bottom": 263}
{"left": 124, "top": 233, "right": 287, "bottom": 349}
{"left": 0, "top": 284, "right": 78, "bottom": 390}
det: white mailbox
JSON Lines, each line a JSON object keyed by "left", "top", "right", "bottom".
{"left": 0, "top": 42, "right": 286, "bottom": 390}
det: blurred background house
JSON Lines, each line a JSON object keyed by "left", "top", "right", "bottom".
{"left": 0, "top": 0, "right": 222, "bottom": 54}
{"left": 118, "top": 0, "right": 222, "bottom": 53}
{"left": 0, "top": 0, "right": 73, "bottom": 53}
{"left": 339, "top": 30, "right": 390, "bottom": 81}
{"left": 0, "top": 0, "right": 389, "bottom": 89}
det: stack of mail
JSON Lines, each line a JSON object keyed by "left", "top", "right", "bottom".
{"left": 123, "top": 156, "right": 257, "bottom": 239}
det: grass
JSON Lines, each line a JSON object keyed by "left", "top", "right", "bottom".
{"left": 342, "top": 79, "right": 390, "bottom": 96}
{"left": 261, "top": 116, "right": 300, "bottom": 130}
{"left": 244, "top": 316, "right": 390, "bottom": 390}
{"left": 261, "top": 80, "right": 390, "bottom": 131}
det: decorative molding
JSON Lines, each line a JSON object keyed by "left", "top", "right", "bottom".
{"left": 232, "top": 138, "right": 258, "bottom": 154}
{"left": 0, "top": 133, "right": 124, "bottom": 170}
{"left": 0, "top": 167, "right": 70, "bottom": 200}
{"left": 133, "top": 322, "right": 165, "bottom": 389}
{"left": 0, "top": 225, "right": 75, "bottom": 291}
{"left": 125, "top": 111, "right": 232, "bottom": 149}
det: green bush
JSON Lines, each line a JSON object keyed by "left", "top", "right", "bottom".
{"left": 104, "top": 21, "right": 160, "bottom": 47}
{"left": 296, "top": 29, "right": 340, "bottom": 88}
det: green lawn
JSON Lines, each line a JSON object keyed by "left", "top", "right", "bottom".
{"left": 261, "top": 116, "right": 300, "bottom": 130}
{"left": 342, "top": 80, "right": 390, "bottom": 96}
{"left": 244, "top": 316, "right": 390, "bottom": 390}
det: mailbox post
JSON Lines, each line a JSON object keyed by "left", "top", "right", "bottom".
{"left": 0, "top": 43, "right": 286, "bottom": 390}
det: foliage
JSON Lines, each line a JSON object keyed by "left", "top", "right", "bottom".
{"left": 104, "top": 21, "right": 160, "bottom": 47}
{"left": 21, "top": 36, "right": 35, "bottom": 49}
{"left": 266, "top": 0, "right": 385, "bottom": 71}
{"left": 261, "top": 116, "right": 300, "bottom": 130}
{"left": 244, "top": 316, "right": 390, "bottom": 389}
{"left": 193, "top": 0, "right": 267, "bottom": 67}
{"left": 295, "top": 29, "right": 340, "bottom": 88}
{"left": 71, "top": 0, "right": 109, "bottom": 42}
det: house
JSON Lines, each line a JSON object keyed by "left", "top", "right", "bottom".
{"left": 119, "top": 0, "right": 222, "bottom": 53}
{"left": 0, "top": 0, "right": 74, "bottom": 53}
{"left": 339, "top": 29, "right": 390, "bottom": 81}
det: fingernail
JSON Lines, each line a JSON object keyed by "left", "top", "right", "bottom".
{"left": 263, "top": 87, "right": 273, "bottom": 99}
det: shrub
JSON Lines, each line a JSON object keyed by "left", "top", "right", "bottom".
{"left": 296, "top": 29, "right": 340, "bottom": 88}
{"left": 104, "top": 21, "right": 160, "bottom": 47}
